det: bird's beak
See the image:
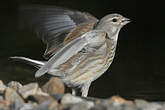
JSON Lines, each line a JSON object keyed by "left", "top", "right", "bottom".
{"left": 121, "top": 17, "right": 131, "bottom": 25}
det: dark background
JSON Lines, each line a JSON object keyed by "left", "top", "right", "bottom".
{"left": 1, "top": 0, "right": 165, "bottom": 101}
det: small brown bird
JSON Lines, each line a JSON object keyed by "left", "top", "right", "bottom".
{"left": 11, "top": 5, "right": 130, "bottom": 97}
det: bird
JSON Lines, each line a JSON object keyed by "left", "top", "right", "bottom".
{"left": 11, "top": 4, "right": 130, "bottom": 97}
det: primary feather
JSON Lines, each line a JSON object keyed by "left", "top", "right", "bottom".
{"left": 19, "top": 4, "right": 98, "bottom": 58}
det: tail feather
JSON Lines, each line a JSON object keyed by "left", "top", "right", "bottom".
{"left": 10, "top": 56, "right": 45, "bottom": 69}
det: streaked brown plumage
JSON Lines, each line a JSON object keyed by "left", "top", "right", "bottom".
{"left": 11, "top": 4, "right": 130, "bottom": 97}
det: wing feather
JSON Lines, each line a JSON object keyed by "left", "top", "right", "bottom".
{"left": 35, "top": 30, "right": 106, "bottom": 77}
{"left": 19, "top": 4, "right": 98, "bottom": 58}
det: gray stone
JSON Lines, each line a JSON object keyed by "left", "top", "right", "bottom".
{"left": 0, "top": 103, "right": 9, "bottom": 110}
{"left": 5, "top": 88, "right": 24, "bottom": 109}
{"left": 70, "top": 102, "right": 89, "bottom": 110}
{"left": 135, "top": 99, "right": 162, "bottom": 110}
{"left": 18, "top": 83, "right": 48, "bottom": 99}
{"left": 0, "top": 101, "right": 11, "bottom": 108}
{"left": 0, "top": 100, "right": 10, "bottom": 110}
{"left": 1, "top": 79, "right": 165, "bottom": 110}
{"left": 30, "top": 95, "right": 57, "bottom": 104}
{"left": 135, "top": 99, "right": 148, "bottom": 109}
{"left": 10, "top": 101, "right": 38, "bottom": 110}
{"left": 48, "top": 100, "right": 58, "bottom": 110}
{"left": 36, "top": 88, "right": 49, "bottom": 96}
{"left": 51, "top": 94, "right": 65, "bottom": 102}
{"left": 161, "top": 104, "right": 165, "bottom": 110}
{"left": 0, "top": 80, "right": 6, "bottom": 93}
{"left": 0, "top": 96, "right": 4, "bottom": 102}
{"left": 18, "top": 83, "right": 39, "bottom": 99}
{"left": 42, "top": 77, "right": 65, "bottom": 95}
{"left": 92, "top": 103, "right": 136, "bottom": 110}
{"left": 7, "top": 81, "right": 23, "bottom": 90}
{"left": 90, "top": 96, "right": 136, "bottom": 110}
{"left": 104, "top": 96, "right": 134, "bottom": 106}
{"left": 19, "top": 103, "right": 36, "bottom": 110}
{"left": 31, "top": 100, "right": 51, "bottom": 110}
{"left": 61, "top": 94, "right": 83, "bottom": 104}
{"left": 90, "top": 104, "right": 106, "bottom": 110}
{"left": 53, "top": 104, "right": 71, "bottom": 110}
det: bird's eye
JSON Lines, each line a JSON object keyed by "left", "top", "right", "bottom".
{"left": 112, "top": 18, "right": 118, "bottom": 22}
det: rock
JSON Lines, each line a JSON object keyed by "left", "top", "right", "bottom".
{"left": 42, "top": 77, "right": 65, "bottom": 95}
{"left": 61, "top": 94, "right": 83, "bottom": 104}
{"left": 135, "top": 99, "right": 148, "bottom": 108}
{"left": 31, "top": 100, "right": 51, "bottom": 110}
{"left": 48, "top": 100, "right": 59, "bottom": 110}
{"left": 7, "top": 81, "right": 22, "bottom": 90}
{"left": 19, "top": 103, "right": 37, "bottom": 110}
{"left": 51, "top": 94, "right": 65, "bottom": 102}
{"left": 90, "top": 104, "right": 106, "bottom": 110}
{"left": 0, "top": 80, "right": 6, "bottom": 93}
{"left": 0, "top": 101, "right": 11, "bottom": 107}
{"left": 0, "top": 103, "right": 9, "bottom": 110}
{"left": 135, "top": 99, "right": 162, "bottom": 110}
{"left": 85, "top": 101, "right": 95, "bottom": 109}
{"left": 91, "top": 96, "right": 136, "bottom": 110}
{"left": 18, "top": 83, "right": 38, "bottom": 99}
{"left": 29, "top": 95, "right": 57, "bottom": 104}
{"left": 1, "top": 79, "right": 165, "bottom": 110}
{"left": 70, "top": 102, "right": 90, "bottom": 110}
{"left": 0, "top": 101, "right": 10, "bottom": 110}
{"left": 55, "top": 102, "right": 93, "bottom": 110}
{"left": 18, "top": 83, "right": 47, "bottom": 99}
{"left": 92, "top": 102, "right": 136, "bottom": 110}
{"left": 0, "top": 96, "right": 4, "bottom": 102}
{"left": 161, "top": 104, "right": 165, "bottom": 110}
{"left": 106, "top": 96, "right": 134, "bottom": 106}
{"left": 5, "top": 88, "right": 24, "bottom": 109}
{"left": 60, "top": 94, "right": 94, "bottom": 109}
{"left": 36, "top": 88, "right": 49, "bottom": 96}
{"left": 55, "top": 104, "right": 72, "bottom": 110}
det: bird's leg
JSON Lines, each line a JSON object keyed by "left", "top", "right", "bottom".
{"left": 81, "top": 83, "right": 91, "bottom": 97}
{"left": 72, "top": 88, "right": 76, "bottom": 96}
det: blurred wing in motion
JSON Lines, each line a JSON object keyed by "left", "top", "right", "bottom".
{"left": 35, "top": 30, "right": 107, "bottom": 77}
{"left": 19, "top": 5, "right": 98, "bottom": 58}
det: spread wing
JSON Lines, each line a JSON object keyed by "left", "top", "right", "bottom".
{"left": 19, "top": 5, "right": 98, "bottom": 58}
{"left": 35, "top": 30, "right": 107, "bottom": 77}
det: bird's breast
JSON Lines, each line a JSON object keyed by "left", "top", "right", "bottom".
{"left": 60, "top": 39, "right": 116, "bottom": 87}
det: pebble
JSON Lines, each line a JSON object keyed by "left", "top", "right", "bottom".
{"left": 7, "top": 81, "right": 22, "bottom": 90}
{"left": 135, "top": 99, "right": 162, "bottom": 110}
{"left": 1, "top": 79, "right": 165, "bottom": 110}
{"left": 0, "top": 80, "right": 6, "bottom": 93}
{"left": 70, "top": 102, "right": 89, "bottom": 110}
{"left": 0, "top": 100, "right": 11, "bottom": 110}
{"left": 31, "top": 100, "right": 51, "bottom": 110}
{"left": 48, "top": 100, "right": 59, "bottom": 110}
{"left": 5, "top": 88, "right": 24, "bottom": 109}
{"left": 19, "top": 103, "right": 36, "bottom": 110}
{"left": 18, "top": 83, "right": 47, "bottom": 99}
{"left": 61, "top": 93, "right": 83, "bottom": 104}
{"left": 42, "top": 77, "right": 65, "bottom": 95}
{"left": 106, "top": 96, "right": 134, "bottom": 106}
{"left": 36, "top": 88, "right": 49, "bottom": 96}
{"left": 0, "top": 103, "right": 9, "bottom": 110}
{"left": 30, "top": 95, "right": 56, "bottom": 104}
{"left": 0, "top": 96, "right": 4, "bottom": 102}
{"left": 55, "top": 104, "right": 73, "bottom": 110}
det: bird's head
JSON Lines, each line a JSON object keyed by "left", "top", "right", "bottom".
{"left": 102, "top": 14, "right": 130, "bottom": 27}
{"left": 96, "top": 13, "right": 130, "bottom": 41}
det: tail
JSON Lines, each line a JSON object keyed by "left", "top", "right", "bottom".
{"left": 10, "top": 56, "right": 45, "bottom": 69}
